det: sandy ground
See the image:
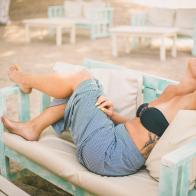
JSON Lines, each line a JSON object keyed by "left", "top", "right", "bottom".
{"left": 0, "top": 19, "right": 194, "bottom": 195}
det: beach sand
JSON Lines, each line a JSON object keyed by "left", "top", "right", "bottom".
{"left": 0, "top": 0, "right": 193, "bottom": 195}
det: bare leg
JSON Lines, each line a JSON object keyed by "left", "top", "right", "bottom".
{"left": 154, "top": 90, "right": 196, "bottom": 123}
{"left": 150, "top": 59, "right": 196, "bottom": 106}
{"left": 2, "top": 104, "right": 66, "bottom": 141}
{"left": 8, "top": 65, "right": 91, "bottom": 99}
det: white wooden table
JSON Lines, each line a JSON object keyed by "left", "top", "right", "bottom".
{"left": 110, "top": 26, "right": 178, "bottom": 61}
{"left": 23, "top": 18, "right": 76, "bottom": 46}
{"left": 0, "top": 175, "right": 29, "bottom": 196}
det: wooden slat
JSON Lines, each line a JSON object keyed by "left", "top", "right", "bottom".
{"left": 0, "top": 175, "right": 30, "bottom": 196}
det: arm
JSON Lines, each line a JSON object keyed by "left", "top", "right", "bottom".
{"left": 96, "top": 96, "right": 129, "bottom": 124}
{"left": 109, "top": 111, "right": 129, "bottom": 124}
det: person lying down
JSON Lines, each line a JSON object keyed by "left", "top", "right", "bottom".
{"left": 1, "top": 59, "right": 196, "bottom": 177}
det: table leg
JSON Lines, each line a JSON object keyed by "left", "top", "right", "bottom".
{"left": 56, "top": 27, "right": 62, "bottom": 46}
{"left": 171, "top": 35, "right": 177, "bottom": 57}
{"left": 112, "top": 33, "right": 118, "bottom": 57}
{"left": 125, "top": 36, "right": 131, "bottom": 54}
{"left": 70, "top": 25, "right": 76, "bottom": 44}
{"left": 160, "top": 37, "right": 166, "bottom": 61}
{"left": 25, "top": 25, "right": 30, "bottom": 43}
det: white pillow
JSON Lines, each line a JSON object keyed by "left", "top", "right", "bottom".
{"left": 64, "top": 1, "right": 82, "bottom": 18}
{"left": 53, "top": 63, "right": 143, "bottom": 119}
{"left": 147, "top": 8, "right": 175, "bottom": 27}
{"left": 83, "top": 1, "right": 106, "bottom": 20}
{"left": 89, "top": 68, "right": 143, "bottom": 119}
{"left": 145, "top": 110, "right": 196, "bottom": 190}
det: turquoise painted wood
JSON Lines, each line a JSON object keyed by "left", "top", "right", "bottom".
{"left": 159, "top": 141, "right": 196, "bottom": 196}
{"left": 48, "top": 5, "right": 64, "bottom": 19}
{"left": 0, "top": 59, "right": 195, "bottom": 196}
{"left": 47, "top": 5, "right": 113, "bottom": 40}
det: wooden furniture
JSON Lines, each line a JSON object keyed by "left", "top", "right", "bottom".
{"left": 110, "top": 25, "right": 177, "bottom": 61}
{"left": 0, "top": 59, "right": 195, "bottom": 196}
{"left": 130, "top": 9, "right": 196, "bottom": 56}
{"left": 0, "top": 175, "right": 29, "bottom": 196}
{"left": 47, "top": 2, "right": 113, "bottom": 40}
{"left": 23, "top": 18, "right": 76, "bottom": 46}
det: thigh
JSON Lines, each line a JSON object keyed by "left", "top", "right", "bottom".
{"left": 152, "top": 91, "right": 196, "bottom": 123}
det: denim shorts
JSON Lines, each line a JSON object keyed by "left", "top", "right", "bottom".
{"left": 50, "top": 79, "right": 145, "bottom": 176}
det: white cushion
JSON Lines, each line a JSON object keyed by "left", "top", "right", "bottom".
{"left": 147, "top": 8, "right": 175, "bottom": 27}
{"left": 4, "top": 128, "right": 158, "bottom": 196}
{"left": 83, "top": 1, "right": 106, "bottom": 20}
{"left": 64, "top": 1, "right": 82, "bottom": 18}
{"left": 53, "top": 63, "right": 143, "bottom": 119}
{"left": 90, "top": 68, "right": 143, "bottom": 119}
{"left": 145, "top": 110, "right": 196, "bottom": 189}
{"left": 175, "top": 9, "right": 196, "bottom": 30}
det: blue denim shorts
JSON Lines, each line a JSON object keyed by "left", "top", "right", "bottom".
{"left": 50, "top": 79, "right": 145, "bottom": 176}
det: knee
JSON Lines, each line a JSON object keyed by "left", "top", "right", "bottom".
{"left": 72, "top": 69, "right": 92, "bottom": 90}
{"left": 165, "top": 84, "right": 178, "bottom": 95}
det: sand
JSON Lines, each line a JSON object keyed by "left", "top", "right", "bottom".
{"left": 0, "top": 1, "right": 194, "bottom": 195}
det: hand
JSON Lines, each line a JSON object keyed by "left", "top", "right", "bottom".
{"left": 96, "top": 96, "right": 114, "bottom": 117}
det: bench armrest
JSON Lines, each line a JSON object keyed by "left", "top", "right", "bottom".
{"left": 0, "top": 85, "right": 30, "bottom": 135}
{"left": 0, "top": 85, "right": 51, "bottom": 134}
{"left": 159, "top": 140, "right": 196, "bottom": 196}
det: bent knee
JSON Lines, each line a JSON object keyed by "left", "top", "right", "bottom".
{"left": 72, "top": 69, "right": 92, "bottom": 90}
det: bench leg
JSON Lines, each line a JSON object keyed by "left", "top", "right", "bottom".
{"left": 112, "top": 34, "right": 118, "bottom": 57}
{"left": 125, "top": 36, "right": 131, "bottom": 54}
{"left": 56, "top": 27, "right": 62, "bottom": 46}
{"left": 160, "top": 37, "right": 166, "bottom": 61}
{"left": 70, "top": 25, "right": 76, "bottom": 44}
{"left": 171, "top": 35, "right": 177, "bottom": 58}
{"left": 25, "top": 25, "right": 30, "bottom": 43}
{"left": 0, "top": 153, "right": 10, "bottom": 179}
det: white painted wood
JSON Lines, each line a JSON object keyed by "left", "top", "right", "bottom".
{"left": 160, "top": 37, "right": 166, "bottom": 61}
{"left": 172, "top": 35, "right": 177, "bottom": 57}
{"left": 23, "top": 18, "right": 76, "bottom": 46}
{"left": 0, "top": 175, "right": 30, "bottom": 196}
{"left": 110, "top": 25, "right": 178, "bottom": 61}
{"left": 112, "top": 33, "right": 117, "bottom": 57}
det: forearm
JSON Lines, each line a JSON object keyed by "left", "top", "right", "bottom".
{"left": 110, "top": 111, "right": 129, "bottom": 124}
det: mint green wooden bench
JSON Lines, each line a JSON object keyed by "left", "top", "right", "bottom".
{"left": 0, "top": 59, "right": 196, "bottom": 196}
{"left": 48, "top": 5, "right": 113, "bottom": 40}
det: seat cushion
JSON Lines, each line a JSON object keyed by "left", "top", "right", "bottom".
{"left": 4, "top": 128, "right": 158, "bottom": 196}
{"left": 145, "top": 110, "right": 196, "bottom": 190}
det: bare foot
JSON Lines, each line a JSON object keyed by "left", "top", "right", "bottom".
{"left": 1, "top": 116, "right": 39, "bottom": 141}
{"left": 8, "top": 65, "right": 32, "bottom": 94}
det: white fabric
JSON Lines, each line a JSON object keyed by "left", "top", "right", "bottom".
{"left": 3, "top": 128, "right": 158, "bottom": 196}
{"left": 83, "top": 1, "right": 106, "bottom": 20}
{"left": 147, "top": 8, "right": 175, "bottom": 27}
{"left": 53, "top": 63, "right": 143, "bottom": 119}
{"left": 175, "top": 9, "right": 196, "bottom": 29}
{"left": 132, "top": 0, "right": 196, "bottom": 9}
{"left": 64, "top": 1, "right": 82, "bottom": 18}
{"left": 0, "top": 0, "right": 10, "bottom": 24}
{"left": 90, "top": 68, "right": 143, "bottom": 119}
{"left": 145, "top": 110, "right": 196, "bottom": 189}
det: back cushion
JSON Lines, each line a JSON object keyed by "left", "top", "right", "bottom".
{"left": 83, "top": 1, "right": 106, "bottom": 20}
{"left": 147, "top": 8, "right": 175, "bottom": 27}
{"left": 89, "top": 68, "right": 143, "bottom": 119}
{"left": 175, "top": 9, "right": 196, "bottom": 29}
{"left": 53, "top": 63, "right": 143, "bottom": 119}
{"left": 145, "top": 110, "right": 196, "bottom": 190}
{"left": 64, "top": 0, "right": 82, "bottom": 18}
